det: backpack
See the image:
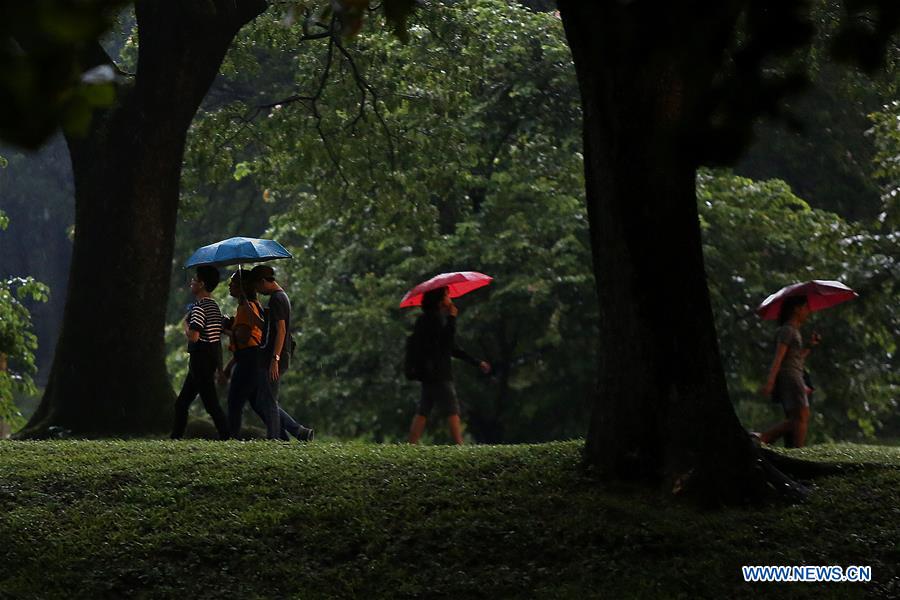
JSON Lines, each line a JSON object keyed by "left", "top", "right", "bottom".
{"left": 279, "top": 335, "right": 297, "bottom": 373}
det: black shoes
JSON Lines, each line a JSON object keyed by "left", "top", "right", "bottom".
{"left": 296, "top": 426, "right": 314, "bottom": 442}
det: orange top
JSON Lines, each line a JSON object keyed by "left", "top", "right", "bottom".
{"left": 231, "top": 300, "right": 263, "bottom": 351}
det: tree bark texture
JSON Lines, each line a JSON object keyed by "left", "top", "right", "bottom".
{"left": 557, "top": 1, "right": 780, "bottom": 500}
{"left": 20, "top": 0, "right": 268, "bottom": 437}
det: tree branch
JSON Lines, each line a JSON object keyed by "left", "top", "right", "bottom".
{"left": 333, "top": 34, "right": 397, "bottom": 170}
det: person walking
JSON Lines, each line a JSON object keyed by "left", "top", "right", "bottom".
{"left": 249, "top": 265, "right": 313, "bottom": 441}
{"left": 756, "top": 295, "right": 820, "bottom": 448}
{"left": 408, "top": 286, "right": 490, "bottom": 445}
{"left": 171, "top": 265, "right": 229, "bottom": 439}
{"left": 222, "top": 271, "right": 264, "bottom": 438}
{"left": 223, "top": 270, "right": 312, "bottom": 441}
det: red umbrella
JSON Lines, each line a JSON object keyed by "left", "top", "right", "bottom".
{"left": 756, "top": 279, "right": 858, "bottom": 320}
{"left": 399, "top": 271, "right": 493, "bottom": 308}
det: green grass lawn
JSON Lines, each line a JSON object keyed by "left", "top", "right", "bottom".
{"left": 0, "top": 440, "right": 897, "bottom": 599}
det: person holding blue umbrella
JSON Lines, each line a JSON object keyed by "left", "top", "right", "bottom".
{"left": 222, "top": 270, "right": 313, "bottom": 441}
{"left": 248, "top": 264, "right": 313, "bottom": 440}
{"left": 183, "top": 236, "right": 310, "bottom": 441}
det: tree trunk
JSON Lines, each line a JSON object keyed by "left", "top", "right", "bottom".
{"left": 19, "top": 0, "right": 268, "bottom": 438}
{"left": 557, "top": 1, "right": 793, "bottom": 501}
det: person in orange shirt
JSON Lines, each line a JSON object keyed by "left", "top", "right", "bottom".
{"left": 222, "top": 270, "right": 312, "bottom": 441}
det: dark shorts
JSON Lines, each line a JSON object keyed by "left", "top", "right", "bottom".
{"left": 417, "top": 381, "right": 460, "bottom": 417}
{"left": 774, "top": 370, "right": 808, "bottom": 412}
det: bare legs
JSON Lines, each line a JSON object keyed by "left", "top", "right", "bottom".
{"left": 760, "top": 405, "right": 810, "bottom": 448}
{"left": 407, "top": 414, "right": 464, "bottom": 445}
{"left": 447, "top": 415, "right": 463, "bottom": 445}
{"left": 791, "top": 405, "right": 810, "bottom": 448}
{"left": 408, "top": 415, "right": 427, "bottom": 444}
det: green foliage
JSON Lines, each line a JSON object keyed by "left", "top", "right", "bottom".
{"left": 735, "top": 0, "right": 899, "bottom": 221}
{"left": 699, "top": 170, "right": 899, "bottom": 440}
{"left": 0, "top": 211, "right": 49, "bottom": 428}
{"left": 173, "top": 0, "right": 898, "bottom": 444}
{"left": 182, "top": 0, "right": 592, "bottom": 442}
{"left": 869, "top": 100, "right": 900, "bottom": 229}
{"left": 0, "top": 138, "right": 75, "bottom": 389}
{"left": 0, "top": 440, "right": 899, "bottom": 597}
{"left": 0, "top": 0, "right": 127, "bottom": 149}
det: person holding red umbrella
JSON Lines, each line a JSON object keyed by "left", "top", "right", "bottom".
{"left": 406, "top": 286, "right": 491, "bottom": 445}
{"left": 756, "top": 296, "right": 819, "bottom": 448}
{"left": 753, "top": 280, "right": 855, "bottom": 448}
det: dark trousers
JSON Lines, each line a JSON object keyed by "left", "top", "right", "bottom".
{"left": 255, "top": 365, "right": 283, "bottom": 439}
{"left": 227, "top": 348, "right": 306, "bottom": 439}
{"left": 172, "top": 344, "right": 229, "bottom": 439}
{"left": 237, "top": 351, "right": 309, "bottom": 440}
{"left": 277, "top": 403, "right": 308, "bottom": 441}
{"left": 228, "top": 348, "right": 259, "bottom": 438}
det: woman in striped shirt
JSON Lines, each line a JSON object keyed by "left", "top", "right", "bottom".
{"left": 171, "top": 265, "right": 229, "bottom": 439}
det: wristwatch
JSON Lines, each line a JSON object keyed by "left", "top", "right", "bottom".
{"left": 273, "top": 354, "right": 280, "bottom": 362}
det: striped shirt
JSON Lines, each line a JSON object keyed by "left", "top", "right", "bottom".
{"left": 188, "top": 297, "right": 223, "bottom": 345}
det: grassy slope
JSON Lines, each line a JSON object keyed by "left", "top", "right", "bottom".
{"left": 0, "top": 441, "right": 898, "bottom": 599}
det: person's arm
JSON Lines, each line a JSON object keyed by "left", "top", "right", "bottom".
{"left": 217, "top": 356, "right": 235, "bottom": 385}
{"left": 185, "top": 306, "right": 202, "bottom": 343}
{"left": 452, "top": 345, "right": 491, "bottom": 374}
{"left": 445, "top": 312, "right": 491, "bottom": 373}
{"left": 268, "top": 319, "right": 287, "bottom": 382}
{"left": 761, "top": 343, "right": 789, "bottom": 397}
{"left": 451, "top": 341, "right": 481, "bottom": 368}
{"left": 800, "top": 332, "right": 821, "bottom": 358}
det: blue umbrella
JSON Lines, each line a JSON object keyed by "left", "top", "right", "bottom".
{"left": 184, "top": 237, "right": 292, "bottom": 268}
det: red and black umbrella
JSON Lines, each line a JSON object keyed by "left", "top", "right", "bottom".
{"left": 399, "top": 271, "right": 493, "bottom": 308}
{"left": 756, "top": 279, "right": 858, "bottom": 320}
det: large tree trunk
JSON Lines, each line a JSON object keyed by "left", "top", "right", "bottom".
{"left": 557, "top": 1, "right": 791, "bottom": 501}
{"left": 19, "top": 0, "right": 268, "bottom": 438}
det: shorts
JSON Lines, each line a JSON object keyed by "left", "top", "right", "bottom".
{"left": 417, "top": 381, "right": 460, "bottom": 417}
{"left": 774, "top": 370, "right": 808, "bottom": 412}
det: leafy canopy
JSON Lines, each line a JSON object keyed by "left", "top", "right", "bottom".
{"left": 0, "top": 210, "right": 49, "bottom": 428}
{"left": 172, "top": 0, "right": 898, "bottom": 442}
